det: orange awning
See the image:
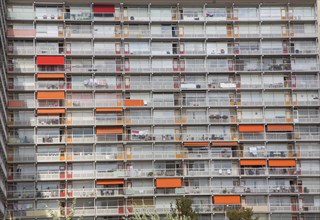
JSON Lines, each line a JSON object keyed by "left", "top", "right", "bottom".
{"left": 96, "top": 108, "right": 123, "bottom": 112}
{"left": 240, "top": 159, "right": 266, "bottom": 166}
{"left": 212, "top": 141, "right": 238, "bottom": 146}
{"left": 267, "top": 124, "right": 294, "bottom": 132}
{"left": 156, "top": 178, "right": 182, "bottom": 188}
{"left": 96, "top": 179, "right": 124, "bottom": 185}
{"left": 37, "top": 108, "right": 65, "bottom": 114}
{"left": 37, "top": 91, "right": 65, "bottom": 99}
{"left": 183, "top": 142, "right": 208, "bottom": 147}
{"left": 37, "top": 73, "right": 65, "bottom": 79}
{"left": 96, "top": 126, "right": 122, "bottom": 134}
{"left": 268, "top": 159, "right": 296, "bottom": 167}
{"left": 213, "top": 195, "right": 241, "bottom": 204}
{"left": 124, "top": 99, "right": 144, "bottom": 106}
{"left": 239, "top": 124, "right": 264, "bottom": 132}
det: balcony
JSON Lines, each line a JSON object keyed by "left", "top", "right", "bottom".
{"left": 6, "top": 63, "right": 320, "bottom": 74}
{"left": 7, "top": 184, "right": 320, "bottom": 201}
{"left": 66, "top": 134, "right": 95, "bottom": 144}
{"left": 7, "top": 148, "right": 318, "bottom": 164}
{"left": 262, "top": 46, "right": 318, "bottom": 55}
{"left": 36, "top": 135, "right": 64, "bottom": 144}
{"left": 8, "top": 64, "right": 35, "bottom": 73}
{"left": 65, "top": 28, "right": 92, "bottom": 38}
{"left": 8, "top": 135, "right": 34, "bottom": 144}
{"left": 24, "top": 80, "right": 243, "bottom": 91}
{"left": 65, "top": 12, "right": 92, "bottom": 21}
{"left": 36, "top": 152, "right": 60, "bottom": 162}
{"left": 7, "top": 29, "right": 36, "bottom": 37}
{"left": 8, "top": 83, "right": 35, "bottom": 90}
{"left": 8, "top": 167, "right": 318, "bottom": 182}
{"left": 8, "top": 118, "right": 36, "bottom": 126}
{"left": 268, "top": 168, "right": 298, "bottom": 176}
{"left": 124, "top": 29, "right": 150, "bottom": 38}
{"left": 8, "top": 46, "right": 34, "bottom": 55}
{"left": 67, "top": 117, "right": 95, "bottom": 126}
{"left": 36, "top": 46, "right": 64, "bottom": 55}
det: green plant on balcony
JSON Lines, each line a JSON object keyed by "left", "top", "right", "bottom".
{"left": 170, "top": 197, "right": 198, "bottom": 220}
{"left": 46, "top": 199, "right": 83, "bottom": 220}
{"left": 226, "top": 207, "right": 259, "bottom": 220}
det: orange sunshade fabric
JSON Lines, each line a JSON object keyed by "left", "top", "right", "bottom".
{"left": 96, "top": 108, "right": 123, "bottom": 112}
{"left": 212, "top": 141, "right": 238, "bottom": 146}
{"left": 156, "top": 178, "right": 182, "bottom": 188}
{"left": 96, "top": 179, "right": 124, "bottom": 185}
{"left": 213, "top": 195, "right": 241, "bottom": 204}
{"left": 124, "top": 99, "right": 144, "bottom": 106}
{"left": 239, "top": 124, "right": 264, "bottom": 132}
{"left": 240, "top": 159, "right": 266, "bottom": 166}
{"left": 268, "top": 159, "right": 296, "bottom": 167}
{"left": 37, "top": 73, "right": 65, "bottom": 79}
{"left": 183, "top": 142, "right": 208, "bottom": 147}
{"left": 96, "top": 126, "right": 122, "bottom": 134}
{"left": 37, "top": 91, "right": 65, "bottom": 99}
{"left": 37, "top": 108, "right": 65, "bottom": 114}
{"left": 267, "top": 124, "right": 294, "bottom": 132}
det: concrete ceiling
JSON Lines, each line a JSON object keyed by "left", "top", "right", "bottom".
{"left": 6, "top": 0, "right": 317, "bottom": 6}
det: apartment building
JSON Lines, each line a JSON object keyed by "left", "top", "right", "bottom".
{"left": 2, "top": 0, "right": 320, "bottom": 219}
{"left": 0, "top": 0, "right": 8, "bottom": 218}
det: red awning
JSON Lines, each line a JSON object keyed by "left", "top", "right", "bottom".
{"left": 93, "top": 5, "right": 115, "bottom": 13}
{"left": 37, "top": 56, "right": 65, "bottom": 65}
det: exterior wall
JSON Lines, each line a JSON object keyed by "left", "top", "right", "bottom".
{"left": 3, "top": 1, "right": 320, "bottom": 220}
{"left": 0, "top": 0, "right": 7, "bottom": 218}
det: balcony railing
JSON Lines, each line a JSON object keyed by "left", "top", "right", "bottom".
{"left": 8, "top": 97, "right": 320, "bottom": 110}
{"left": 7, "top": 148, "right": 320, "bottom": 164}
{"left": 9, "top": 167, "right": 320, "bottom": 182}
{"left": 9, "top": 184, "right": 320, "bottom": 202}
{"left": 7, "top": 79, "right": 319, "bottom": 92}
{"left": 7, "top": 28, "right": 318, "bottom": 39}
{"left": 7, "top": 63, "right": 320, "bottom": 73}
{"left": 7, "top": 10, "right": 316, "bottom": 22}
{"left": 7, "top": 132, "right": 319, "bottom": 145}
{"left": 8, "top": 45, "right": 318, "bottom": 56}
{"left": 7, "top": 202, "right": 319, "bottom": 219}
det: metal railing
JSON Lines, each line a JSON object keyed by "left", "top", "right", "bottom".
{"left": 8, "top": 167, "right": 320, "bottom": 181}
{"left": 7, "top": 131, "right": 319, "bottom": 144}
{"left": 7, "top": 149, "right": 320, "bottom": 164}
{"left": 7, "top": 79, "right": 320, "bottom": 91}
{"left": 7, "top": 62, "right": 320, "bottom": 73}
{"left": 7, "top": 202, "right": 320, "bottom": 218}
{"left": 7, "top": 10, "right": 316, "bottom": 22}
{"left": 7, "top": 97, "right": 320, "bottom": 109}
{"left": 8, "top": 184, "right": 320, "bottom": 200}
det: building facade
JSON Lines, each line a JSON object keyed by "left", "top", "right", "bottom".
{"left": 3, "top": 0, "right": 320, "bottom": 219}
{"left": 0, "top": 0, "right": 8, "bottom": 218}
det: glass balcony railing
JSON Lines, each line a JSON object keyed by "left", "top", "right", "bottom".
{"left": 7, "top": 10, "right": 316, "bottom": 22}
{"left": 8, "top": 184, "right": 319, "bottom": 201}
{"left": 7, "top": 79, "right": 319, "bottom": 92}
{"left": 7, "top": 63, "right": 320, "bottom": 73}
{"left": 8, "top": 202, "right": 319, "bottom": 219}
{"left": 6, "top": 97, "right": 319, "bottom": 109}
{"left": 7, "top": 148, "right": 320, "bottom": 164}
{"left": 7, "top": 132, "right": 318, "bottom": 145}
